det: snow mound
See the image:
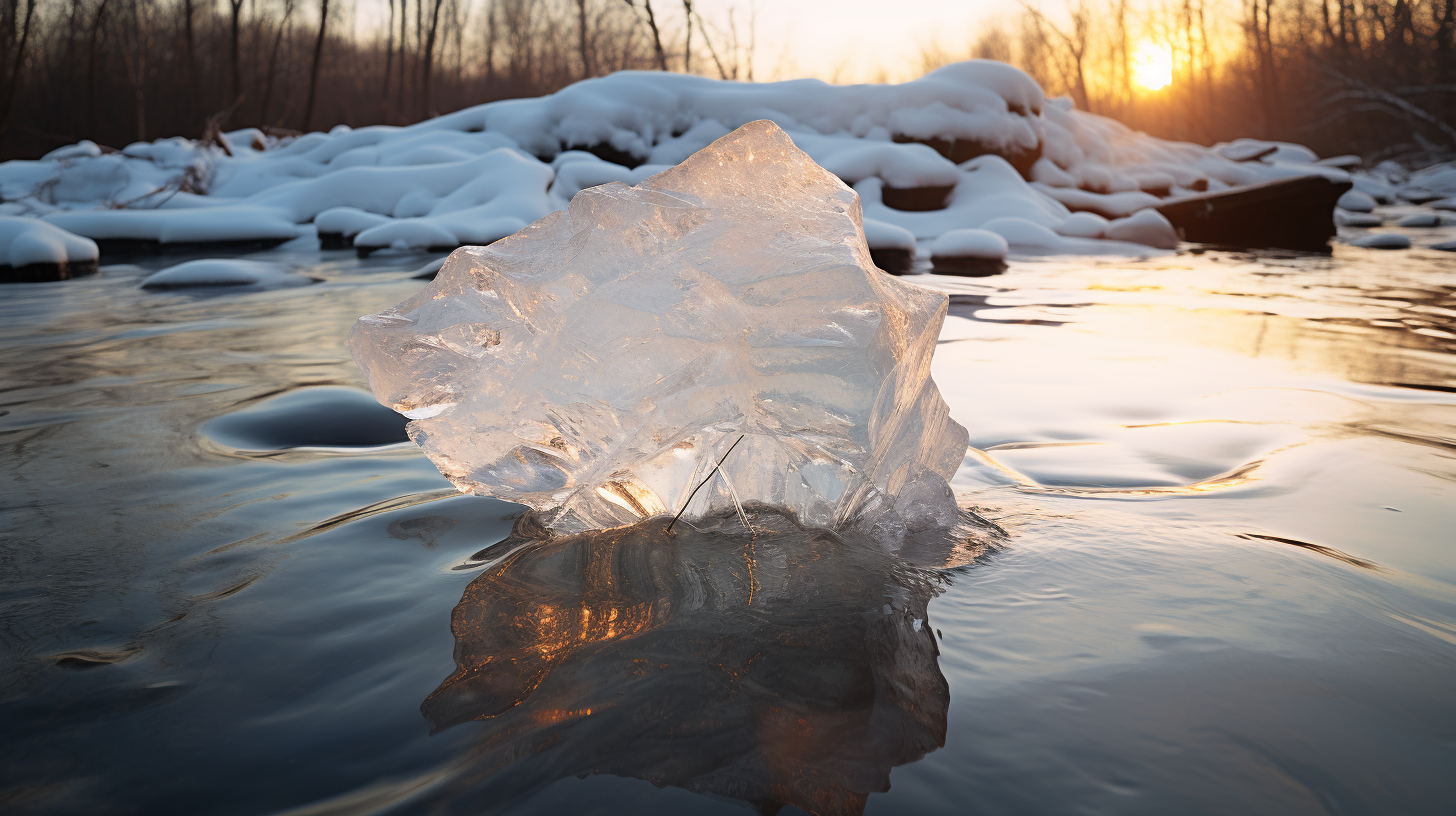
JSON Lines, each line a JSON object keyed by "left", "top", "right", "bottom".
{"left": 140, "top": 259, "right": 316, "bottom": 288}
{"left": 931, "top": 229, "right": 1009, "bottom": 259}
{"left": 0, "top": 217, "right": 99, "bottom": 268}
{"left": 1105, "top": 209, "right": 1179, "bottom": 249}
{"left": 1338, "top": 190, "right": 1378, "bottom": 212}
{"left": 350, "top": 121, "right": 972, "bottom": 545}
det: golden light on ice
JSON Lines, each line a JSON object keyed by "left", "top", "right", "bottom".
{"left": 1132, "top": 41, "right": 1173, "bottom": 90}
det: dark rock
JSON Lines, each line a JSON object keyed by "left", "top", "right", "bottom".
{"left": 871, "top": 247, "right": 915, "bottom": 275}
{"left": 201, "top": 386, "right": 409, "bottom": 451}
{"left": 0, "top": 258, "right": 99, "bottom": 284}
{"left": 318, "top": 231, "right": 353, "bottom": 250}
{"left": 1155, "top": 174, "right": 1352, "bottom": 252}
{"left": 893, "top": 133, "right": 1042, "bottom": 179}
{"left": 930, "top": 256, "right": 1007, "bottom": 277}
{"left": 567, "top": 142, "right": 646, "bottom": 169}
{"left": 881, "top": 184, "right": 954, "bottom": 211}
{"left": 95, "top": 237, "right": 291, "bottom": 260}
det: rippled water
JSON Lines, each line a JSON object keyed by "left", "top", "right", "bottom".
{"left": 2, "top": 230, "right": 1455, "bottom": 815}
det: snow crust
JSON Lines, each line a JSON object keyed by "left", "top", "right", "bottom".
{"left": 350, "top": 122, "right": 972, "bottom": 544}
{"left": 0, "top": 60, "right": 1377, "bottom": 260}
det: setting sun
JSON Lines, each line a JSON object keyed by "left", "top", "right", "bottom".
{"left": 1132, "top": 41, "right": 1174, "bottom": 90}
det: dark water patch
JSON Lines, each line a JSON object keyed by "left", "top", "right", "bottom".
{"left": 0, "top": 259, "right": 99, "bottom": 284}
{"left": 201, "top": 386, "right": 409, "bottom": 451}
{"left": 51, "top": 644, "right": 141, "bottom": 669}
{"left": 931, "top": 256, "right": 1008, "bottom": 277}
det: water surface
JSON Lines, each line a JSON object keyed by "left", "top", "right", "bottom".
{"left": 2, "top": 235, "right": 1455, "bottom": 815}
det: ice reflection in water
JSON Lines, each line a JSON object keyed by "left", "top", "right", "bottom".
{"left": 423, "top": 511, "right": 978, "bottom": 816}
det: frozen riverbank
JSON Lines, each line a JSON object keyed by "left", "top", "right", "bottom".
{"left": 6, "top": 60, "right": 1454, "bottom": 283}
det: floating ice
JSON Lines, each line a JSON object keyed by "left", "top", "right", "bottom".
{"left": 351, "top": 121, "right": 972, "bottom": 544}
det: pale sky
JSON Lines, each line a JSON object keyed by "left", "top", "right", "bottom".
{"left": 350, "top": 0, "right": 1028, "bottom": 85}
{"left": 738, "top": 0, "right": 1024, "bottom": 83}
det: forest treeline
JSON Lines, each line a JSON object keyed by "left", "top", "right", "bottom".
{"left": 0, "top": 0, "right": 1451, "bottom": 163}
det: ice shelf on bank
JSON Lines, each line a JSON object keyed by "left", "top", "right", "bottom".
{"left": 351, "top": 121, "right": 973, "bottom": 544}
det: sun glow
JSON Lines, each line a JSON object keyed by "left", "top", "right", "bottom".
{"left": 1132, "top": 41, "right": 1174, "bottom": 91}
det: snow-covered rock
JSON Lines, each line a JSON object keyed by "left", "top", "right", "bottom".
{"left": 1394, "top": 212, "right": 1446, "bottom": 228}
{"left": 931, "top": 228, "right": 1009, "bottom": 259}
{"left": 1338, "top": 189, "right": 1378, "bottom": 212}
{"left": 1350, "top": 233, "right": 1411, "bottom": 249}
{"left": 1055, "top": 211, "right": 1109, "bottom": 238}
{"left": 0, "top": 217, "right": 99, "bottom": 269}
{"left": 140, "top": 259, "right": 316, "bottom": 288}
{"left": 1105, "top": 209, "right": 1179, "bottom": 249}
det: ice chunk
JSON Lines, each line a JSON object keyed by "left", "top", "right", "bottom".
{"left": 351, "top": 121, "right": 972, "bottom": 545}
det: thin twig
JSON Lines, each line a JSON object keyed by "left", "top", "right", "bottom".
{"left": 667, "top": 434, "right": 745, "bottom": 533}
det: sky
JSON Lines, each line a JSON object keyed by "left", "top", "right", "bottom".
{"left": 349, "top": 0, "right": 1031, "bottom": 85}
{"left": 721, "top": 0, "right": 1025, "bottom": 83}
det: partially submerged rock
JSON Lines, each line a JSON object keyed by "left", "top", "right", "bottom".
{"left": 1155, "top": 174, "right": 1351, "bottom": 252}
{"left": 351, "top": 121, "right": 972, "bottom": 546}
{"left": 0, "top": 216, "right": 99, "bottom": 283}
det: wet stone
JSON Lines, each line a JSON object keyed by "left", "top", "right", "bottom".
{"left": 201, "top": 386, "right": 409, "bottom": 451}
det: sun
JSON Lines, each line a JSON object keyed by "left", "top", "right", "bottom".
{"left": 1132, "top": 41, "right": 1173, "bottom": 91}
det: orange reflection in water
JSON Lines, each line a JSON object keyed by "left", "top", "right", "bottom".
{"left": 422, "top": 511, "right": 983, "bottom": 816}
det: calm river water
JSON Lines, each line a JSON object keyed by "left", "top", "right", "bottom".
{"left": 2, "top": 225, "right": 1455, "bottom": 815}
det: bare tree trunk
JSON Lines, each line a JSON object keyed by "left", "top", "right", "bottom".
{"left": 422, "top": 0, "right": 443, "bottom": 118}
{"left": 259, "top": 0, "right": 295, "bottom": 125}
{"left": 576, "top": 0, "right": 591, "bottom": 77}
{"left": 682, "top": 0, "right": 692, "bottom": 73}
{"left": 637, "top": 0, "right": 668, "bottom": 70}
{"left": 304, "top": 0, "right": 329, "bottom": 131}
{"left": 87, "top": 0, "right": 112, "bottom": 138}
{"left": 0, "top": 0, "right": 34, "bottom": 146}
{"left": 483, "top": 0, "right": 495, "bottom": 88}
{"left": 384, "top": 0, "right": 395, "bottom": 99}
{"left": 229, "top": 0, "right": 244, "bottom": 103}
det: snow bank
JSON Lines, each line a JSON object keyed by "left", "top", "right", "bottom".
{"left": 0, "top": 59, "right": 1386, "bottom": 260}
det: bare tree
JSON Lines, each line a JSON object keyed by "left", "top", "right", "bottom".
{"left": 304, "top": 0, "right": 328, "bottom": 131}
{"left": 0, "top": 0, "right": 36, "bottom": 142}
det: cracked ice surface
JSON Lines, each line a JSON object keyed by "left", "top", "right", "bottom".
{"left": 350, "top": 121, "right": 970, "bottom": 543}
